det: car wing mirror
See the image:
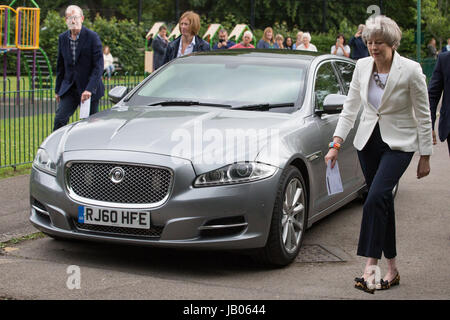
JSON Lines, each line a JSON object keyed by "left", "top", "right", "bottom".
{"left": 320, "top": 94, "right": 347, "bottom": 114}
{"left": 108, "top": 86, "right": 129, "bottom": 104}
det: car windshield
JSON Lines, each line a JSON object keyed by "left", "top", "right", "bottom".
{"left": 128, "top": 55, "right": 308, "bottom": 112}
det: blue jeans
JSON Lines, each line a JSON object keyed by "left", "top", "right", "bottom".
{"left": 53, "top": 86, "right": 99, "bottom": 131}
{"left": 104, "top": 65, "right": 115, "bottom": 79}
{"left": 357, "top": 123, "right": 414, "bottom": 259}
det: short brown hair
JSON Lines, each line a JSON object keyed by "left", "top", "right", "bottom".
{"left": 179, "top": 11, "right": 201, "bottom": 35}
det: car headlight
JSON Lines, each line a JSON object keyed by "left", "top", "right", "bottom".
{"left": 33, "top": 148, "right": 57, "bottom": 176}
{"left": 194, "top": 162, "right": 277, "bottom": 187}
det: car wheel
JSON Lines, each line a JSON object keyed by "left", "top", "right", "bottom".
{"left": 256, "top": 165, "right": 308, "bottom": 267}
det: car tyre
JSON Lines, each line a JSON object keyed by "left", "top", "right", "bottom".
{"left": 255, "top": 165, "right": 308, "bottom": 267}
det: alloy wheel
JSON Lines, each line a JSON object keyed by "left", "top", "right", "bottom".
{"left": 282, "top": 178, "right": 306, "bottom": 254}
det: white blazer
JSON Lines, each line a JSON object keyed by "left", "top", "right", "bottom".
{"left": 334, "top": 51, "right": 433, "bottom": 155}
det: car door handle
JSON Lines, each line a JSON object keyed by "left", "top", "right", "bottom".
{"left": 306, "top": 151, "right": 322, "bottom": 162}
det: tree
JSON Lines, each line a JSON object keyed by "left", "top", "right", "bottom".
{"left": 422, "top": 0, "right": 450, "bottom": 50}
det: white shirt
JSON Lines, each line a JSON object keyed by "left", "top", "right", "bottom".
{"left": 368, "top": 72, "right": 389, "bottom": 110}
{"left": 331, "top": 45, "right": 350, "bottom": 56}
{"left": 103, "top": 53, "right": 114, "bottom": 69}
{"left": 296, "top": 43, "right": 317, "bottom": 52}
{"left": 177, "top": 36, "right": 196, "bottom": 58}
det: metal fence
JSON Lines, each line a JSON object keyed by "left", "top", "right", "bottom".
{"left": 0, "top": 72, "right": 146, "bottom": 169}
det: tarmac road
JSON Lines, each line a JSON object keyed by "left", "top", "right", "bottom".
{"left": 0, "top": 136, "right": 449, "bottom": 301}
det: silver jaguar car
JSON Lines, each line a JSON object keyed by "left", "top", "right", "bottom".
{"left": 30, "top": 50, "right": 366, "bottom": 266}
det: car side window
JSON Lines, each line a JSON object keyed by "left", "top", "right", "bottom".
{"left": 314, "top": 62, "right": 342, "bottom": 110}
{"left": 334, "top": 61, "right": 355, "bottom": 94}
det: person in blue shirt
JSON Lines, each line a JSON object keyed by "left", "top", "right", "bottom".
{"left": 212, "top": 29, "right": 235, "bottom": 50}
{"left": 257, "top": 27, "right": 278, "bottom": 49}
{"left": 292, "top": 31, "right": 303, "bottom": 50}
{"left": 348, "top": 24, "right": 369, "bottom": 60}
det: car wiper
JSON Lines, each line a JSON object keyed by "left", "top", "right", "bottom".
{"left": 232, "top": 102, "right": 295, "bottom": 111}
{"left": 148, "top": 100, "right": 232, "bottom": 108}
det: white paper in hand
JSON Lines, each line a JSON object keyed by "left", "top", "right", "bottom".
{"left": 79, "top": 97, "right": 91, "bottom": 119}
{"left": 326, "top": 160, "right": 344, "bottom": 196}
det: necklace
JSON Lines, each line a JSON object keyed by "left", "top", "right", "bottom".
{"left": 373, "top": 72, "right": 388, "bottom": 89}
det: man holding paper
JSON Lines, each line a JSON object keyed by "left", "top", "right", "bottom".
{"left": 53, "top": 5, "right": 104, "bottom": 131}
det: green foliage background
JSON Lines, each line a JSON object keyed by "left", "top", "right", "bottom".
{"left": 3, "top": 0, "right": 447, "bottom": 74}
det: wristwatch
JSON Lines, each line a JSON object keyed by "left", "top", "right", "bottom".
{"left": 328, "top": 142, "right": 341, "bottom": 150}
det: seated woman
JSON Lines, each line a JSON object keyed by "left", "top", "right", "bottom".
{"left": 103, "top": 46, "right": 115, "bottom": 79}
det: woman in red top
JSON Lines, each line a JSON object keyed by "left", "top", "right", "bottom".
{"left": 230, "top": 31, "right": 255, "bottom": 49}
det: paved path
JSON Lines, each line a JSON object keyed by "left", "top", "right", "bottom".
{"left": 0, "top": 174, "right": 35, "bottom": 242}
{"left": 0, "top": 139, "right": 449, "bottom": 300}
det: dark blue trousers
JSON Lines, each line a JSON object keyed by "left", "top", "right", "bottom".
{"left": 53, "top": 85, "right": 100, "bottom": 131}
{"left": 357, "top": 123, "right": 414, "bottom": 260}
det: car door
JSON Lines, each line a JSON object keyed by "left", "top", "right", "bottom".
{"left": 310, "top": 60, "right": 356, "bottom": 213}
{"left": 333, "top": 60, "right": 365, "bottom": 189}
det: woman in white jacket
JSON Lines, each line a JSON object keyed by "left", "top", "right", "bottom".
{"left": 325, "top": 16, "right": 432, "bottom": 293}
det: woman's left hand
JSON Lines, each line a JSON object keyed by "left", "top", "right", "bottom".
{"left": 417, "top": 155, "right": 431, "bottom": 179}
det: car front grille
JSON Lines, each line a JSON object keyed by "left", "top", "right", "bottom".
{"left": 66, "top": 162, "right": 173, "bottom": 206}
{"left": 73, "top": 220, "right": 163, "bottom": 238}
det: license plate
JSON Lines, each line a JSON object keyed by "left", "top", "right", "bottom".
{"left": 78, "top": 206, "right": 150, "bottom": 229}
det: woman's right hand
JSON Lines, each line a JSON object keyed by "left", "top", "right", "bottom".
{"left": 324, "top": 148, "right": 339, "bottom": 169}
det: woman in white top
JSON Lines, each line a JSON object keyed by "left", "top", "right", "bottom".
{"left": 103, "top": 46, "right": 115, "bottom": 79}
{"left": 297, "top": 32, "right": 317, "bottom": 52}
{"left": 325, "top": 15, "right": 432, "bottom": 294}
{"left": 331, "top": 33, "right": 351, "bottom": 58}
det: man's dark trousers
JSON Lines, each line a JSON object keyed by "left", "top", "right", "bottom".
{"left": 53, "top": 85, "right": 100, "bottom": 131}
{"left": 356, "top": 123, "right": 414, "bottom": 260}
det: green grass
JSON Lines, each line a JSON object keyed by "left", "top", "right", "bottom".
{"left": 0, "top": 232, "right": 46, "bottom": 250}
{"left": 1, "top": 113, "right": 55, "bottom": 168}
{"left": 0, "top": 164, "right": 32, "bottom": 179}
